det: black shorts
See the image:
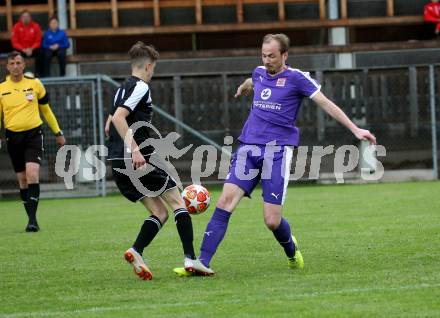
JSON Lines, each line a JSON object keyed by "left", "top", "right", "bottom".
{"left": 5, "top": 126, "right": 44, "bottom": 173}
{"left": 111, "top": 159, "right": 177, "bottom": 202}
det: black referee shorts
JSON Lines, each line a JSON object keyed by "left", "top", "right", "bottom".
{"left": 111, "top": 159, "right": 177, "bottom": 202}
{"left": 5, "top": 125, "right": 44, "bottom": 173}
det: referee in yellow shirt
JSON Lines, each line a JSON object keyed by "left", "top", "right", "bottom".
{"left": 0, "top": 51, "right": 65, "bottom": 232}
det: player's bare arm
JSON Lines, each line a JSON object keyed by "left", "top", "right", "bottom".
{"left": 312, "top": 91, "right": 377, "bottom": 145}
{"left": 105, "top": 115, "right": 112, "bottom": 137}
{"left": 111, "top": 107, "right": 146, "bottom": 169}
{"left": 234, "top": 78, "right": 253, "bottom": 97}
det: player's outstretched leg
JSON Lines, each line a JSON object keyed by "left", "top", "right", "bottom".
{"left": 173, "top": 183, "right": 244, "bottom": 277}
{"left": 124, "top": 197, "right": 168, "bottom": 280}
{"left": 125, "top": 215, "right": 162, "bottom": 280}
{"left": 160, "top": 189, "right": 214, "bottom": 276}
{"left": 161, "top": 189, "right": 196, "bottom": 260}
{"left": 173, "top": 208, "right": 214, "bottom": 275}
{"left": 173, "top": 207, "right": 232, "bottom": 277}
{"left": 199, "top": 207, "right": 231, "bottom": 268}
{"left": 124, "top": 247, "right": 153, "bottom": 280}
{"left": 173, "top": 258, "right": 214, "bottom": 277}
{"left": 272, "top": 218, "right": 304, "bottom": 269}
{"left": 173, "top": 207, "right": 196, "bottom": 260}
{"left": 173, "top": 207, "right": 214, "bottom": 275}
{"left": 289, "top": 235, "right": 304, "bottom": 269}
{"left": 198, "top": 184, "right": 244, "bottom": 271}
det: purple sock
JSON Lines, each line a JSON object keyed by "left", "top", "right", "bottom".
{"left": 199, "top": 207, "right": 232, "bottom": 267}
{"left": 272, "top": 218, "right": 296, "bottom": 258}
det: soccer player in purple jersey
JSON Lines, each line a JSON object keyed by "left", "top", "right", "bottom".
{"left": 174, "top": 33, "right": 376, "bottom": 277}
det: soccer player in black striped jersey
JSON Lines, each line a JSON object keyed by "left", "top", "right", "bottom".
{"left": 106, "top": 42, "right": 212, "bottom": 280}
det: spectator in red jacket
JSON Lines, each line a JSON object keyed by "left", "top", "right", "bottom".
{"left": 424, "top": 0, "right": 440, "bottom": 35}
{"left": 11, "top": 10, "right": 43, "bottom": 75}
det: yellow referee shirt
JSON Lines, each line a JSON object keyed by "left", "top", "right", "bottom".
{"left": 0, "top": 75, "right": 60, "bottom": 133}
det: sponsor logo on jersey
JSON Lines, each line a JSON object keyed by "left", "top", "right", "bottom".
{"left": 261, "top": 88, "right": 271, "bottom": 100}
{"left": 276, "top": 78, "right": 286, "bottom": 87}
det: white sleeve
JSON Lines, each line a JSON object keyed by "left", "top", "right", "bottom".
{"left": 123, "top": 81, "right": 149, "bottom": 111}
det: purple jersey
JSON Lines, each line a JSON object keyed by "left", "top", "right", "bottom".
{"left": 238, "top": 66, "right": 321, "bottom": 146}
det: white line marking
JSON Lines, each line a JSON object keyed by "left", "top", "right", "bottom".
{"left": 1, "top": 282, "right": 439, "bottom": 318}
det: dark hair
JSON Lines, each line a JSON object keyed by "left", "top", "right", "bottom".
{"left": 48, "top": 16, "right": 58, "bottom": 23}
{"left": 7, "top": 51, "right": 23, "bottom": 61}
{"left": 262, "top": 33, "right": 290, "bottom": 54}
{"left": 128, "top": 41, "right": 159, "bottom": 67}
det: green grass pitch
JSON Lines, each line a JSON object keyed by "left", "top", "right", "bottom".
{"left": 1, "top": 181, "right": 439, "bottom": 318}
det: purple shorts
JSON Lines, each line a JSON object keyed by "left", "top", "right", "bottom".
{"left": 225, "top": 143, "right": 294, "bottom": 205}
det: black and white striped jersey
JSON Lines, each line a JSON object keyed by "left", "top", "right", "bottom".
{"left": 107, "top": 76, "right": 155, "bottom": 160}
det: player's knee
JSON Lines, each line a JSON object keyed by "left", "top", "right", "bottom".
{"left": 26, "top": 175, "right": 39, "bottom": 184}
{"left": 168, "top": 195, "right": 184, "bottom": 211}
{"left": 264, "top": 216, "right": 280, "bottom": 231}
{"left": 152, "top": 208, "right": 169, "bottom": 224}
{"left": 216, "top": 193, "right": 235, "bottom": 211}
{"left": 25, "top": 164, "right": 39, "bottom": 183}
{"left": 161, "top": 188, "right": 185, "bottom": 211}
{"left": 161, "top": 213, "right": 169, "bottom": 224}
{"left": 16, "top": 174, "right": 27, "bottom": 187}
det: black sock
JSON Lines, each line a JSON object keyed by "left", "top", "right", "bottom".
{"left": 174, "top": 208, "right": 196, "bottom": 259}
{"left": 27, "top": 183, "right": 40, "bottom": 224}
{"left": 133, "top": 215, "right": 162, "bottom": 255}
{"left": 19, "top": 188, "right": 30, "bottom": 220}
